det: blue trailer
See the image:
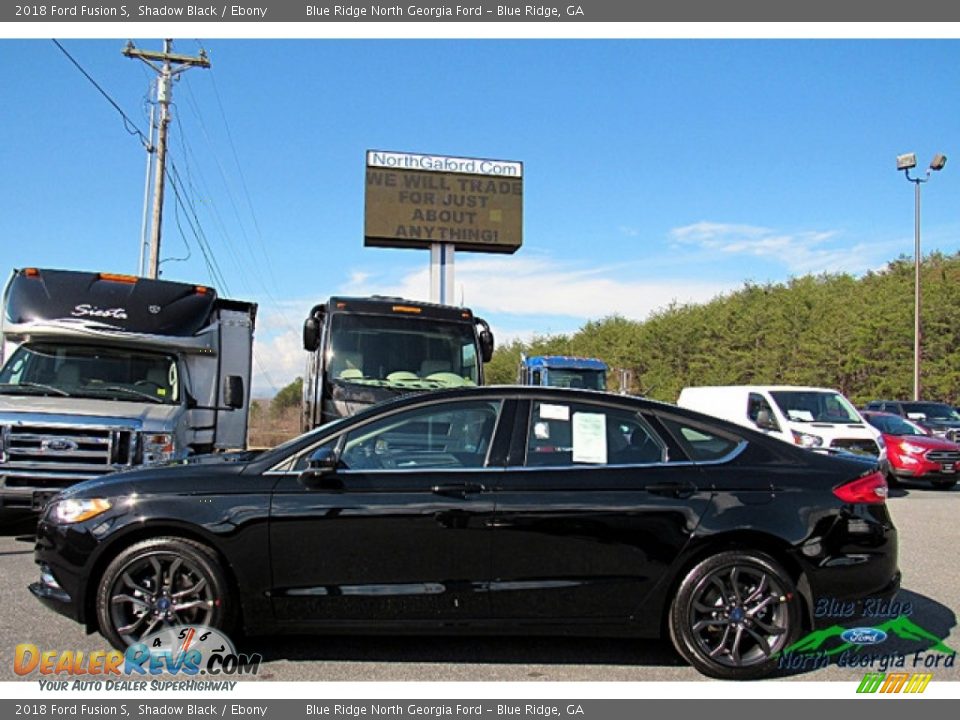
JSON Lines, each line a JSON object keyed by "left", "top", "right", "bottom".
{"left": 518, "top": 355, "right": 608, "bottom": 390}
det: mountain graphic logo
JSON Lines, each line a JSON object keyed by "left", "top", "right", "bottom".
{"left": 781, "top": 615, "right": 957, "bottom": 657}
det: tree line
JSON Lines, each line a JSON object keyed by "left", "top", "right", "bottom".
{"left": 484, "top": 252, "right": 960, "bottom": 406}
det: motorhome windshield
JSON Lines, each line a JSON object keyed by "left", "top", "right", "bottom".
{"left": 326, "top": 313, "right": 479, "bottom": 390}
{"left": 769, "top": 390, "right": 860, "bottom": 424}
{"left": 0, "top": 343, "right": 180, "bottom": 405}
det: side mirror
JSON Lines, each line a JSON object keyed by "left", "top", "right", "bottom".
{"left": 476, "top": 319, "right": 494, "bottom": 363}
{"left": 754, "top": 409, "right": 778, "bottom": 431}
{"left": 303, "top": 317, "right": 320, "bottom": 352}
{"left": 303, "top": 304, "right": 326, "bottom": 351}
{"left": 298, "top": 447, "right": 342, "bottom": 488}
{"left": 223, "top": 375, "right": 244, "bottom": 409}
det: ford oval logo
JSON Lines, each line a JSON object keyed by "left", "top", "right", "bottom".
{"left": 41, "top": 438, "right": 78, "bottom": 453}
{"left": 841, "top": 627, "right": 888, "bottom": 646}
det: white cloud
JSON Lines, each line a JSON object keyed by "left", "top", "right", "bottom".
{"left": 668, "top": 220, "right": 885, "bottom": 275}
{"left": 246, "top": 256, "right": 737, "bottom": 396}
{"left": 338, "top": 255, "right": 734, "bottom": 321}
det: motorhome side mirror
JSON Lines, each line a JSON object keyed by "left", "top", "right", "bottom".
{"left": 299, "top": 447, "right": 342, "bottom": 488}
{"left": 223, "top": 375, "right": 244, "bottom": 409}
{"left": 303, "top": 317, "right": 320, "bottom": 352}
{"left": 480, "top": 331, "right": 494, "bottom": 363}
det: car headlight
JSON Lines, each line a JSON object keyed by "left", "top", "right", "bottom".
{"left": 48, "top": 498, "right": 112, "bottom": 524}
{"left": 900, "top": 441, "right": 928, "bottom": 455}
{"left": 143, "top": 433, "right": 175, "bottom": 464}
{"left": 791, "top": 430, "right": 823, "bottom": 448}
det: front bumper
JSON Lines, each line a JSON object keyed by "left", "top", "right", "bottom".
{"left": 29, "top": 568, "right": 81, "bottom": 623}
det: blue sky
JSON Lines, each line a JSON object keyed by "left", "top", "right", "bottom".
{"left": 2, "top": 38, "right": 958, "bottom": 396}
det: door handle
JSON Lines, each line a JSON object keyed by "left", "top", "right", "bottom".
{"left": 431, "top": 482, "right": 485, "bottom": 499}
{"left": 646, "top": 481, "right": 697, "bottom": 498}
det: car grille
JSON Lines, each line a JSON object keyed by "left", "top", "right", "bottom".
{"left": 925, "top": 450, "right": 960, "bottom": 463}
{"left": 0, "top": 424, "right": 136, "bottom": 488}
{"left": 830, "top": 438, "right": 880, "bottom": 456}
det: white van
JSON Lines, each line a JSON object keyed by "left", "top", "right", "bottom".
{"left": 677, "top": 385, "right": 883, "bottom": 457}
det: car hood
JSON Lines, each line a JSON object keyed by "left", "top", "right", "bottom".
{"left": 56, "top": 459, "right": 254, "bottom": 501}
{"left": 883, "top": 432, "right": 960, "bottom": 450}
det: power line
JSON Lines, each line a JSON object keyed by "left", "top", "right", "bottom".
{"left": 51, "top": 39, "right": 150, "bottom": 149}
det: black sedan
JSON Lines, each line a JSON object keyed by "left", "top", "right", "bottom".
{"left": 31, "top": 386, "right": 899, "bottom": 680}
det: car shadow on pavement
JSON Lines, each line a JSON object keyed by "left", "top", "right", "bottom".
{"left": 239, "top": 587, "right": 954, "bottom": 677}
{"left": 241, "top": 633, "right": 685, "bottom": 670}
{"left": 774, "top": 587, "right": 957, "bottom": 678}
{"left": 0, "top": 509, "right": 39, "bottom": 542}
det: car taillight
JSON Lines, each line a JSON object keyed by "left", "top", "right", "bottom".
{"left": 833, "top": 471, "right": 888, "bottom": 504}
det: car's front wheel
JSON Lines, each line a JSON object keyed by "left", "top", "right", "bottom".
{"left": 669, "top": 550, "right": 800, "bottom": 680}
{"left": 95, "top": 537, "right": 235, "bottom": 649}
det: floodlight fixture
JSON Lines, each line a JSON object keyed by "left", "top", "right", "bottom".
{"left": 897, "top": 153, "right": 918, "bottom": 171}
{"left": 930, "top": 154, "right": 947, "bottom": 171}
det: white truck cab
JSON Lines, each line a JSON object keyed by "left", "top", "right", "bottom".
{"left": 677, "top": 385, "right": 883, "bottom": 458}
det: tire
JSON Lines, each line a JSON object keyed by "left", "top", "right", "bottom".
{"left": 885, "top": 472, "right": 901, "bottom": 489}
{"left": 931, "top": 479, "right": 957, "bottom": 490}
{"left": 668, "top": 550, "right": 800, "bottom": 680}
{"left": 96, "top": 537, "right": 236, "bottom": 650}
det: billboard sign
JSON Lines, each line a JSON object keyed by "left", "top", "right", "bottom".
{"left": 364, "top": 150, "right": 523, "bottom": 254}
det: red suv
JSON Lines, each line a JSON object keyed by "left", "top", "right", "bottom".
{"left": 862, "top": 410, "right": 959, "bottom": 489}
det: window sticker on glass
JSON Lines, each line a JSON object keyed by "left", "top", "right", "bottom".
{"left": 540, "top": 403, "right": 570, "bottom": 421}
{"left": 572, "top": 412, "right": 607, "bottom": 464}
{"left": 534, "top": 421, "right": 550, "bottom": 440}
{"left": 787, "top": 410, "right": 814, "bottom": 422}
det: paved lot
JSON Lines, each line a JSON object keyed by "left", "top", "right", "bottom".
{"left": 0, "top": 486, "right": 957, "bottom": 683}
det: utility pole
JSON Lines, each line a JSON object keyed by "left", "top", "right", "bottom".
{"left": 123, "top": 39, "right": 210, "bottom": 279}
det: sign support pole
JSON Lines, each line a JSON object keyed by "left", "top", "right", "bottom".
{"left": 430, "top": 243, "right": 455, "bottom": 305}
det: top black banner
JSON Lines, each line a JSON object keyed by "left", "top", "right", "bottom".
{"left": 5, "top": 0, "right": 960, "bottom": 22}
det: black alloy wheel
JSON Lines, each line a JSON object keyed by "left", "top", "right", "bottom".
{"left": 95, "top": 537, "right": 233, "bottom": 649}
{"left": 669, "top": 550, "right": 800, "bottom": 680}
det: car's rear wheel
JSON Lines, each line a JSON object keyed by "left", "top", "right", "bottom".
{"left": 95, "top": 537, "right": 235, "bottom": 649}
{"left": 669, "top": 550, "right": 800, "bottom": 680}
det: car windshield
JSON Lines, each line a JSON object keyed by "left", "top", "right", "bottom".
{"left": 867, "top": 414, "right": 926, "bottom": 436}
{"left": 326, "top": 313, "right": 480, "bottom": 391}
{"left": 902, "top": 403, "right": 960, "bottom": 421}
{"left": 0, "top": 343, "right": 180, "bottom": 405}
{"left": 545, "top": 369, "right": 606, "bottom": 390}
{"left": 769, "top": 390, "right": 861, "bottom": 424}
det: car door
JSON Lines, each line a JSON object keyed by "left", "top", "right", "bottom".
{"left": 268, "top": 397, "right": 507, "bottom": 624}
{"left": 488, "top": 397, "right": 716, "bottom": 622}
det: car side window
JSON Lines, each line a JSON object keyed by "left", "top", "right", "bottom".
{"left": 339, "top": 400, "right": 501, "bottom": 471}
{"left": 524, "top": 400, "right": 665, "bottom": 467}
{"left": 658, "top": 416, "right": 742, "bottom": 462}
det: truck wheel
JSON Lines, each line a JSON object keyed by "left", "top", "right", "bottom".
{"left": 668, "top": 550, "right": 800, "bottom": 679}
{"left": 96, "top": 537, "right": 235, "bottom": 649}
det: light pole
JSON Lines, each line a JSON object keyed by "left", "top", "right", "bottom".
{"left": 897, "top": 152, "right": 947, "bottom": 401}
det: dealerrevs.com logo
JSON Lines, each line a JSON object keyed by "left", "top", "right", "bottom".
{"left": 14, "top": 626, "right": 261, "bottom": 690}
{"left": 857, "top": 672, "right": 932, "bottom": 694}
